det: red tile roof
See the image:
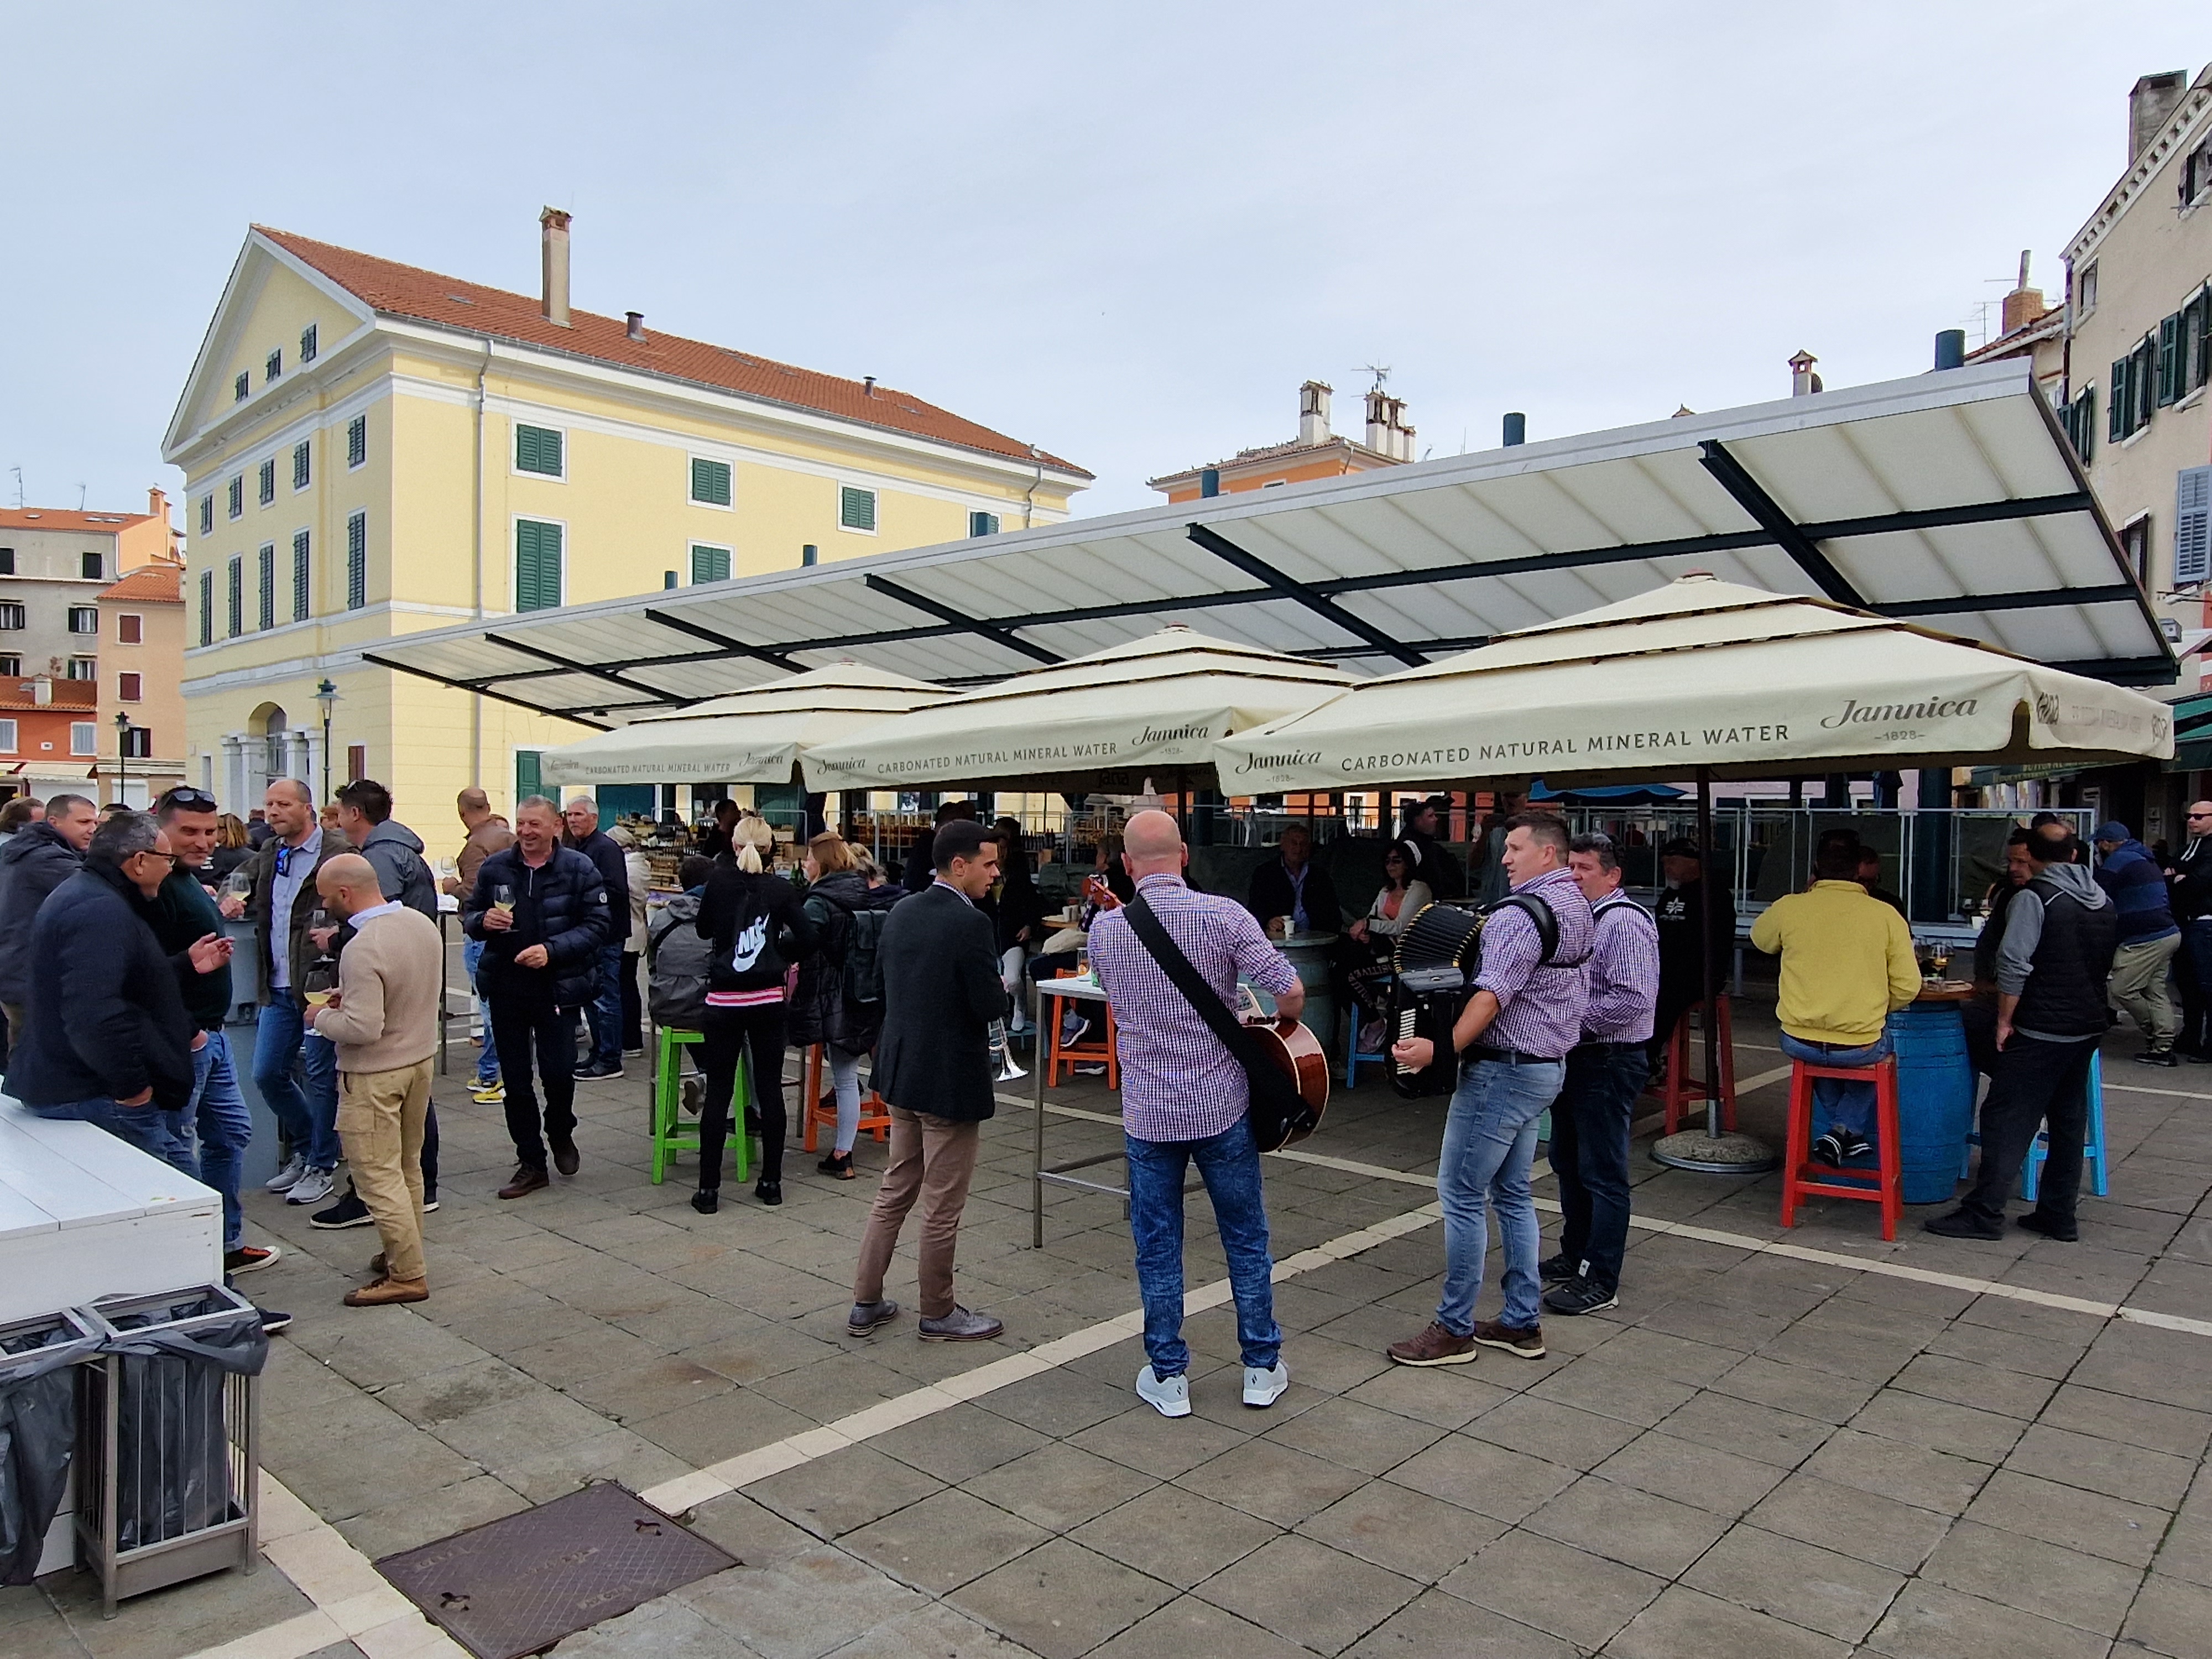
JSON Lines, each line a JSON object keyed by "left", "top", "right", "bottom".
{"left": 100, "top": 563, "right": 184, "bottom": 604}
{"left": 0, "top": 508, "right": 159, "bottom": 535}
{"left": 0, "top": 679, "right": 98, "bottom": 713}
{"left": 255, "top": 227, "right": 1091, "bottom": 478}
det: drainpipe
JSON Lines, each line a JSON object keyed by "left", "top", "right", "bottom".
{"left": 471, "top": 339, "right": 491, "bottom": 787}
{"left": 1023, "top": 445, "right": 1042, "bottom": 529}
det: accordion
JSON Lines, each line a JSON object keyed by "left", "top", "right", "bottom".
{"left": 1388, "top": 902, "right": 1488, "bottom": 1098}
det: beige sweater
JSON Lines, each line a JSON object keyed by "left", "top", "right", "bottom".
{"left": 314, "top": 907, "right": 444, "bottom": 1072}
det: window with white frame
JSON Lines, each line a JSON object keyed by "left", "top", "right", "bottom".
{"left": 226, "top": 557, "right": 243, "bottom": 638}
{"left": 0, "top": 604, "right": 22, "bottom": 632}
{"left": 118, "top": 672, "right": 142, "bottom": 702}
{"left": 293, "top": 440, "right": 311, "bottom": 491}
{"left": 65, "top": 657, "right": 94, "bottom": 681}
{"left": 2122, "top": 513, "right": 2153, "bottom": 588}
{"left": 515, "top": 424, "right": 564, "bottom": 478}
{"left": 69, "top": 722, "right": 95, "bottom": 757}
{"left": 233, "top": 372, "right": 249, "bottom": 403}
{"left": 0, "top": 720, "right": 16, "bottom": 754}
{"left": 265, "top": 348, "right": 281, "bottom": 383}
{"left": 227, "top": 477, "right": 243, "bottom": 519}
{"left": 347, "top": 415, "right": 367, "bottom": 469}
{"left": 199, "top": 495, "right": 213, "bottom": 535}
{"left": 257, "top": 544, "right": 276, "bottom": 632}
{"left": 969, "top": 510, "right": 1000, "bottom": 537}
{"left": 346, "top": 511, "right": 367, "bottom": 609}
{"left": 514, "top": 519, "right": 562, "bottom": 611}
{"left": 80, "top": 551, "right": 102, "bottom": 580}
{"left": 838, "top": 484, "right": 877, "bottom": 533}
{"left": 117, "top": 614, "right": 141, "bottom": 644}
{"left": 690, "top": 544, "right": 731, "bottom": 584}
{"left": 66, "top": 607, "right": 97, "bottom": 634}
{"left": 0, "top": 657, "right": 18, "bottom": 678}
{"left": 300, "top": 323, "right": 318, "bottom": 364}
{"left": 690, "top": 457, "right": 733, "bottom": 507}
{"left": 2078, "top": 261, "right": 2099, "bottom": 319}
{"left": 258, "top": 459, "right": 275, "bottom": 506}
{"left": 198, "top": 572, "right": 213, "bottom": 646}
{"left": 292, "top": 530, "right": 311, "bottom": 621}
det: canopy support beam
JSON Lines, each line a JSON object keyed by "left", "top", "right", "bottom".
{"left": 1186, "top": 523, "right": 1427, "bottom": 667}
{"left": 483, "top": 633, "right": 686, "bottom": 704}
{"left": 1698, "top": 440, "right": 1864, "bottom": 606}
{"left": 361, "top": 652, "right": 615, "bottom": 731}
{"left": 863, "top": 576, "right": 1061, "bottom": 665}
{"left": 643, "top": 608, "right": 804, "bottom": 674}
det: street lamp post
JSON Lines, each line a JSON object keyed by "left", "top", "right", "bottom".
{"left": 113, "top": 711, "right": 132, "bottom": 808}
{"left": 314, "top": 677, "right": 339, "bottom": 802}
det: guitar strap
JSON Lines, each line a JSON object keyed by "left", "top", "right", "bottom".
{"left": 1123, "top": 895, "right": 1311, "bottom": 1152}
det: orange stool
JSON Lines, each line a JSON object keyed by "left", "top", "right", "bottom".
{"left": 800, "top": 1042, "right": 892, "bottom": 1153}
{"left": 1780, "top": 1054, "right": 1902, "bottom": 1240}
{"left": 1047, "top": 973, "right": 1119, "bottom": 1089}
{"left": 1656, "top": 994, "right": 1736, "bottom": 1133}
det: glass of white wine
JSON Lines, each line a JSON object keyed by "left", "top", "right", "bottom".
{"left": 222, "top": 869, "right": 253, "bottom": 901}
{"left": 302, "top": 961, "right": 336, "bottom": 1009}
{"left": 493, "top": 883, "right": 516, "bottom": 917}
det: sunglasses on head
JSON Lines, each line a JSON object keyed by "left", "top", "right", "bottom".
{"left": 159, "top": 787, "right": 219, "bottom": 812}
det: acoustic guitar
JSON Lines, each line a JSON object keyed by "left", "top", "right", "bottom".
{"left": 1242, "top": 1015, "right": 1330, "bottom": 1151}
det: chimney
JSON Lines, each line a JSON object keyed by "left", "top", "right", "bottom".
{"left": 2130, "top": 71, "right": 2187, "bottom": 164}
{"left": 625, "top": 311, "right": 645, "bottom": 342}
{"left": 1297, "top": 380, "right": 1333, "bottom": 447}
{"left": 1934, "top": 330, "right": 1966, "bottom": 371}
{"left": 1789, "top": 349, "right": 1822, "bottom": 397}
{"left": 1364, "top": 387, "right": 1392, "bottom": 453}
{"left": 539, "top": 207, "right": 572, "bottom": 327}
{"left": 31, "top": 676, "right": 51, "bottom": 707}
{"left": 1999, "top": 250, "right": 2047, "bottom": 337}
{"left": 147, "top": 486, "right": 168, "bottom": 522}
{"left": 1385, "top": 397, "right": 1416, "bottom": 461}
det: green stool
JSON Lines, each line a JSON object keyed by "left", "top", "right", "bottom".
{"left": 651, "top": 1026, "right": 753, "bottom": 1185}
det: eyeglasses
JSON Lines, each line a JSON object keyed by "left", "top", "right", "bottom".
{"left": 159, "top": 788, "right": 218, "bottom": 812}
{"left": 132, "top": 849, "right": 180, "bottom": 868}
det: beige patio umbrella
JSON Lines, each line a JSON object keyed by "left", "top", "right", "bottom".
{"left": 800, "top": 626, "right": 1357, "bottom": 794}
{"left": 539, "top": 662, "right": 954, "bottom": 787}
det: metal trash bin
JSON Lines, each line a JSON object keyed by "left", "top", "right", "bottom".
{"left": 0, "top": 1307, "right": 100, "bottom": 1585}
{"left": 78, "top": 1285, "right": 267, "bottom": 1615}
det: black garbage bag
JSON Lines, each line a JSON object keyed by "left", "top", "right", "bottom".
{"left": 99, "top": 1293, "right": 267, "bottom": 1552}
{"left": 0, "top": 1322, "right": 99, "bottom": 1585}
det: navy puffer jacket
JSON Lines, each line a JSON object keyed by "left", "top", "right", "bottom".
{"left": 462, "top": 845, "right": 609, "bottom": 1008}
{"left": 0, "top": 822, "right": 84, "bottom": 1006}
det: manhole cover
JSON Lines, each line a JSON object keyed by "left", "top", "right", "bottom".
{"left": 377, "top": 1482, "right": 734, "bottom": 1659}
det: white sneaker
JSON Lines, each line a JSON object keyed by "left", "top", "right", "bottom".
{"left": 1136, "top": 1365, "right": 1191, "bottom": 1418}
{"left": 285, "top": 1166, "right": 337, "bottom": 1206}
{"left": 263, "top": 1153, "right": 307, "bottom": 1192}
{"left": 1243, "top": 1362, "right": 1290, "bottom": 1408}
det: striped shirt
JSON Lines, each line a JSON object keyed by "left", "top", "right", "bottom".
{"left": 1582, "top": 893, "right": 1661, "bottom": 1043}
{"left": 1474, "top": 865, "right": 1593, "bottom": 1058}
{"left": 1088, "top": 873, "right": 1300, "bottom": 1142}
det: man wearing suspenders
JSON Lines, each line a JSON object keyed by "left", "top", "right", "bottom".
{"left": 1545, "top": 833, "right": 1661, "bottom": 1316}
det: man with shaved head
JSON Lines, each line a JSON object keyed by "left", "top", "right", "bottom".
{"left": 308, "top": 853, "right": 444, "bottom": 1305}
{"left": 1088, "top": 810, "right": 1305, "bottom": 1417}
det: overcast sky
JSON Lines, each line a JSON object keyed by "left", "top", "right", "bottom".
{"left": 0, "top": 2, "right": 2199, "bottom": 522}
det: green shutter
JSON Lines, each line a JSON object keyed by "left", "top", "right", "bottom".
{"left": 2159, "top": 314, "right": 2184, "bottom": 406}
{"left": 347, "top": 511, "right": 367, "bottom": 609}
{"left": 840, "top": 485, "right": 876, "bottom": 531}
{"left": 690, "top": 544, "right": 730, "bottom": 584}
{"left": 2110, "top": 358, "right": 2131, "bottom": 441}
{"left": 199, "top": 572, "right": 213, "bottom": 646}
{"left": 691, "top": 457, "right": 732, "bottom": 506}
{"left": 969, "top": 510, "right": 999, "bottom": 538}
{"left": 515, "top": 520, "right": 563, "bottom": 611}
{"left": 516, "top": 424, "right": 564, "bottom": 477}
{"left": 516, "top": 750, "right": 542, "bottom": 804}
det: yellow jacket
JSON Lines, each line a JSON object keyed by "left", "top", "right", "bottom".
{"left": 1749, "top": 880, "right": 1919, "bottom": 1045}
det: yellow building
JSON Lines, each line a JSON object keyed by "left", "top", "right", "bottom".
{"left": 162, "top": 210, "right": 1091, "bottom": 815}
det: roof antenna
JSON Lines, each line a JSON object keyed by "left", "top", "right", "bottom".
{"left": 8, "top": 467, "right": 22, "bottom": 508}
{"left": 1365, "top": 363, "right": 1391, "bottom": 391}
{"left": 78, "top": 483, "right": 86, "bottom": 510}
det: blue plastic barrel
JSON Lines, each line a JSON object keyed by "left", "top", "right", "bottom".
{"left": 1888, "top": 1004, "right": 1976, "bottom": 1205}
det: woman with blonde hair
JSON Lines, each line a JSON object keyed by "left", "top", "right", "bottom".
{"left": 692, "top": 813, "right": 816, "bottom": 1209}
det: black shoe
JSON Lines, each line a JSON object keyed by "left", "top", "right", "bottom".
{"left": 573, "top": 1060, "right": 624, "bottom": 1081}
{"left": 1542, "top": 1277, "right": 1619, "bottom": 1317}
{"left": 2134, "top": 1048, "right": 2181, "bottom": 1067}
{"left": 690, "top": 1188, "right": 719, "bottom": 1215}
{"left": 1837, "top": 1131, "right": 1874, "bottom": 1162}
{"left": 754, "top": 1178, "right": 782, "bottom": 1206}
{"left": 309, "top": 1187, "right": 374, "bottom": 1230}
{"left": 552, "top": 1142, "right": 581, "bottom": 1177}
{"left": 1537, "top": 1252, "right": 1578, "bottom": 1285}
{"left": 818, "top": 1150, "right": 856, "bottom": 1180}
{"left": 1923, "top": 1208, "right": 2005, "bottom": 1240}
{"left": 2017, "top": 1210, "right": 2080, "bottom": 1243}
{"left": 423, "top": 1192, "right": 439, "bottom": 1213}
{"left": 1811, "top": 1131, "right": 1845, "bottom": 1167}
{"left": 2184, "top": 1047, "right": 2212, "bottom": 1064}
{"left": 257, "top": 1307, "right": 293, "bottom": 1335}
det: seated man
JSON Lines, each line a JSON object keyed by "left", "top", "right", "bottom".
{"left": 1246, "top": 825, "right": 1340, "bottom": 940}
{"left": 1750, "top": 836, "right": 1919, "bottom": 1164}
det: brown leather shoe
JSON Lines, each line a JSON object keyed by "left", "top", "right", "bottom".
{"left": 498, "top": 1164, "right": 550, "bottom": 1200}
{"left": 343, "top": 1277, "right": 428, "bottom": 1307}
{"left": 1386, "top": 1321, "right": 1478, "bottom": 1367}
{"left": 1472, "top": 1319, "right": 1547, "bottom": 1360}
{"left": 552, "top": 1142, "right": 581, "bottom": 1177}
{"left": 368, "top": 1252, "right": 385, "bottom": 1277}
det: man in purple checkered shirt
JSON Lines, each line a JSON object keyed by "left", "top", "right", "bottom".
{"left": 1386, "top": 812, "right": 1592, "bottom": 1369}
{"left": 1089, "top": 811, "right": 1303, "bottom": 1420}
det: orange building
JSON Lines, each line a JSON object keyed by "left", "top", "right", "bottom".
{"left": 1147, "top": 380, "right": 1413, "bottom": 502}
{"left": 0, "top": 676, "right": 103, "bottom": 803}
{"left": 98, "top": 561, "right": 188, "bottom": 805}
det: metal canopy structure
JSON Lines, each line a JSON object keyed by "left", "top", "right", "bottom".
{"left": 366, "top": 361, "right": 2171, "bottom": 729}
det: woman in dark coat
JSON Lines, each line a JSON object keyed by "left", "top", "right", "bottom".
{"left": 788, "top": 832, "right": 900, "bottom": 1179}
{"left": 693, "top": 816, "right": 817, "bottom": 1210}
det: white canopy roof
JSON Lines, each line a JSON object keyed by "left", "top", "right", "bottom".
{"left": 364, "top": 360, "right": 2168, "bottom": 727}
{"left": 800, "top": 627, "right": 1352, "bottom": 792}
{"left": 1212, "top": 575, "right": 2178, "bottom": 791}
{"left": 538, "top": 662, "right": 949, "bottom": 786}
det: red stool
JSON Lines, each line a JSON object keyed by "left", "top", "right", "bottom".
{"left": 1047, "top": 973, "right": 1119, "bottom": 1089}
{"left": 1780, "top": 1054, "right": 1902, "bottom": 1240}
{"left": 800, "top": 1043, "right": 893, "bottom": 1154}
{"left": 1656, "top": 994, "right": 1736, "bottom": 1134}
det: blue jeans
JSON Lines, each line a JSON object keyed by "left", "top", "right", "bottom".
{"left": 1125, "top": 1116, "right": 1281, "bottom": 1376}
{"left": 584, "top": 943, "right": 624, "bottom": 1068}
{"left": 254, "top": 995, "right": 340, "bottom": 1169}
{"left": 463, "top": 936, "right": 500, "bottom": 1085}
{"left": 1437, "top": 1056, "right": 1562, "bottom": 1334}
{"left": 1778, "top": 1030, "right": 1892, "bottom": 1140}
{"left": 26, "top": 1095, "right": 191, "bottom": 1171}
{"left": 182, "top": 1031, "right": 252, "bottom": 1250}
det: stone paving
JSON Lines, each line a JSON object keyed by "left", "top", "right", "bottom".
{"left": 9, "top": 991, "right": 2212, "bottom": 1658}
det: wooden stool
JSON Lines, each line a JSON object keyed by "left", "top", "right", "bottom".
{"left": 1047, "top": 974, "right": 1119, "bottom": 1088}
{"left": 1780, "top": 1053, "right": 1902, "bottom": 1240}
{"left": 651, "top": 1025, "right": 750, "bottom": 1186}
{"left": 1657, "top": 994, "right": 1736, "bottom": 1133}
{"left": 801, "top": 1043, "right": 893, "bottom": 1154}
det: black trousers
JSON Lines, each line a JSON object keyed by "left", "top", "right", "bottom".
{"left": 491, "top": 997, "right": 578, "bottom": 1172}
{"left": 700, "top": 1001, "right": 788, "bottom": 1188}
{"left": 1551, "top": 1041, "right": 1647, "bottom": 1293}
{"left": 2179, "top": 922, "right": 2211, "bottom": 1054}
{"left": 1648, "top": 978, "right": 1708, "bottom": 1071}
{"left": 620, "top": 950, "right": 643, "bottom": 1053}
{"left": 1962, "top": 1032, "right": 2096, "bottom": 1227}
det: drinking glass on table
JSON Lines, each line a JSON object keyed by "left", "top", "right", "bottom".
{"left": 1929, "top": 947, "right": 1950, "bottom": 980}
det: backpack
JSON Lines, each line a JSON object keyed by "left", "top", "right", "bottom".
{"left": 842, "top": 904, "right": 890, "bottom": 1008}
{"left": 646, "top": 894, "right": 712, "bottom": 1030}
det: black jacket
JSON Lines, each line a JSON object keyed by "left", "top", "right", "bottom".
{"left": 0, "top": 822, "right": 84, "bottom": 1006}
{"left": 695, "top": 867, "right": 817, "bottom": 997}
{"left": 6, "top": 859, "right": 195, "bottom": 1111}
{"left": 1398, "top": 828, "right": 1466, "bottom": 901}
{"left": 463, "top": 845, "right": 610, "bottom": 1007}
{"left": 789, "top": 872, "right": 901, "bottom": 1051}
{"left": 873, "top": 883, "right": 1006, "bottom": 1122}
{"left": 1246, "top": 857, "right": 1343, "bottom": 934}
{"left": 902, "top": 827, "right": 938, "bottom": 894}
{"left": 2012, "top": 873, "right": 2120, "bottom": 1039}
{"left": 993, "top": 862, "right": 1046, "bottom": 954}
{"left": 566, "top": 828, "right": 631, "bottom": 930}
{"left": 2173, "top": 835, "right": 2212, "bottom": 922}
{"left": 1655, "top": 877, "right": 1734, "bottom": 994}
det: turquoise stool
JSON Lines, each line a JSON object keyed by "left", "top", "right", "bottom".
{"left": 1960, "top": 1048, "right": 2108, "bottom": 1199}
{"left": 1344, "top": 974, "right": 1393, "bottom": 1088}
{"left": 651, "top": 1026, "right": 753, "bottom": 1185}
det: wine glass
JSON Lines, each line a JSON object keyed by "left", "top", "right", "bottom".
{"left": 222, "top": 869, "right": 253, "bottom": 901}
{"left": 301, "top": 959, "right": 336, "bottom": 1009}
{"left": 493, "top": 883, "right": 515, "bottom": 916}
{"left": 1929, "top": 947, "right": 1950, "bottom": 981}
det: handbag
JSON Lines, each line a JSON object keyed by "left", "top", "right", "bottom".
{"left": 1122, "top": 895, "right": 1325, "bottom": 1152}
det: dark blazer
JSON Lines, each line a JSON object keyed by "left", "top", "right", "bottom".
{"left": 873, "top": 883, "right": 1007, "bottom": 1123}
{"left": 1246, "top": 857, "right": 1343, "bottom": 933}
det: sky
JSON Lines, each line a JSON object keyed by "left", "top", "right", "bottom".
{"left": 0, "top": 2, "right": 2201, "bottom": 522}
